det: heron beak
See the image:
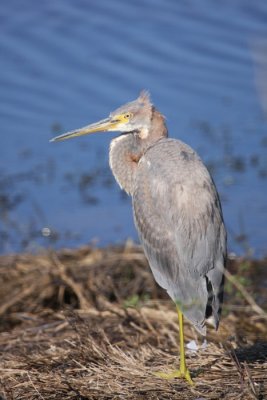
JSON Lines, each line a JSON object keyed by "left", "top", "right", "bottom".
{"left": 50, "top": 117, "right": 121, "bottom": 142}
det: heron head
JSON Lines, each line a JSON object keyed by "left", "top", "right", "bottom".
{"left": 50, "top": 91, "right": 153, "bottom": 142}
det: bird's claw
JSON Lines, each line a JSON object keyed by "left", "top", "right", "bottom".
{"left": 154, "top": 368, "right": 194, "bottom": 385}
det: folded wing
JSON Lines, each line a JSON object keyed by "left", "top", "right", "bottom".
{"left": 133, "top": 139, "right": 226, "bottom": 334}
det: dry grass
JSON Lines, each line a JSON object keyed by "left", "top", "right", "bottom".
{"left": 0, "top": 243, "right": 266, "bottom": 399}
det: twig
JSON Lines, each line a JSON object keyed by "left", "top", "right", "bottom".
{"left": 27, "top": 372, "right": 45, "bottom": 400}
{"left": 138, "top": 309, "right": 157, "bottom": 335}
{"left": 243, "top": 362, "right": 259, "bottom": 399}
{"left": 0, "top": 369, "right": 29, "bottom": 375}
{"left": 50, "top": 253, "right": 90, "bottom": 310}
{"left": 0, "top": 284, "right": 36, "bottom": 316}
{"left": 224, "top": 269, "right": 266, "bottom": 317}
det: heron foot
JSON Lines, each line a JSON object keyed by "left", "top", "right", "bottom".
{"left": 154, "top": 368, "right": 194, "bottom": 385}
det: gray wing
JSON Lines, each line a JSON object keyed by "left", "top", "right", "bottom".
{"left": 133, "top": 138, "right": 226, "bottom": 334}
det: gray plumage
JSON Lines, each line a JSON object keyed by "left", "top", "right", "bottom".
{"left": 133, "top": 139, "right": 226, "bottom": 334}
{"left": 51, "top": 91, "right": 227, "bottom": 336}
{"left": 109, "top": 93, "right": 226, "bottom": 335}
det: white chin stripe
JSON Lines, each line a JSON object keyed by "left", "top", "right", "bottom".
{"left": 139, "top": 127, "right": 149, "bottom": 139}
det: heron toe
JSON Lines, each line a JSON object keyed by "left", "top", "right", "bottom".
{"left": 154, "top": 368, "right": 194, "bottom": 385}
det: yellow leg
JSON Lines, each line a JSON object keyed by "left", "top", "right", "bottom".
{"left": 155, "top": 306, "right": 193, "bottom": 385}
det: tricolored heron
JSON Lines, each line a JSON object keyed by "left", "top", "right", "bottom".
{"left": 51, "top": 91, "right": 226, "bottom": 384}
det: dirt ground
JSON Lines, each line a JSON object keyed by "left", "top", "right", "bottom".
{"left": 0, "top": 243, "right": 266, "bottom": 399}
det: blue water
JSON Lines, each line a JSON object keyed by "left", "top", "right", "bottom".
{"left": 0, "top": 0, "right": 267, "bottom": 256}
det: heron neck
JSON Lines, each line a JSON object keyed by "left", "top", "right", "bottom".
{"left": 109, "top": 109, "right": 168, "bottom": 195}
{"left": 109, "top": 133, "right": 141, "bottom": 195}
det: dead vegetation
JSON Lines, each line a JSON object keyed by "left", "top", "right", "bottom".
{"left": 0, "top": 243, "right": 266, "bottom": 399}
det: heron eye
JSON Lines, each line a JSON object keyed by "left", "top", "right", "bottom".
{"left": 124, "top": 113, "right": 131, "bottom": 119}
